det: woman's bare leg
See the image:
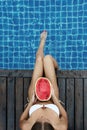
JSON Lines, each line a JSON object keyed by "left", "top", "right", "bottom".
{"left": 28, "top": 31, "right": 47, "bottom": 99}
{"left": 43, "top": 55, "right": 59, "bottom": 98}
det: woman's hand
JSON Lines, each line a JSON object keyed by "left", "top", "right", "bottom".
{"left": 51, "top": 86, "right": 57, "bottom": 98}
{"left": 51, "top": 86, "right": 56, "bottom": 102}
{"left": 51, "top": 86, "right": 55, "bottom": 97}
{"left": 30, "top": 91, "right": 37, "bottom": 105}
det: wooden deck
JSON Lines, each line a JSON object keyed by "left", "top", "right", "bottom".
{"left": 0, "top": 70, "right": 87, "bottom": 130}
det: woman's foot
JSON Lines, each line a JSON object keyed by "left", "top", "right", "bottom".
{"left": 40, "top": 30, "right": 47, "bottom": 41}
{"left": 40, "top": 31, "right": 47, "bottom": 47}
{"left": 36, "top": 31, "right": 47, "bottom": 58}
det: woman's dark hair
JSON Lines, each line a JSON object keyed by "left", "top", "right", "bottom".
{"left": 32, "top": 122, "right": 53, "bottom": 130}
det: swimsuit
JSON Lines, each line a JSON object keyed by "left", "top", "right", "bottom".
{"left": 29, "top": 104, "right": 60, "bottom": 117}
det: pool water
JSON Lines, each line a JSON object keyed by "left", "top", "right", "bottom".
{"left": 0, "top": 0, "right": 87, "bottom": 70}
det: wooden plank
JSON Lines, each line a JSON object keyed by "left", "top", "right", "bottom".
{"left": 0, "top": 77, "right": 6, "bottom": 130}
{"left": 0, "top": 70, "right": 33, "bottom": 77}
{"left": 0, "top": 70, "right": 87, "bottom": 130}
{"left": 16, "top": 78, "right": 23, "bottom": 130}
{"left": 84, "top": 78, "right": 87, "bottom": 130}
{"left": 58, "top": 78, "right": 66, "bottom": 106}
{"left": 66, "top": 78, "right": 74, "bottom": 130}
{"left": 57, "top": 70, "right": 87, "bottom": 78}
{"left": 75, "top": 78, "right": 83, "bottom": 130}
{"left": 0, "top": 70, "right": 87, "bottom": 78}
{"left": 7, "top": 77, "right": 15, "bottom": 130}
{"left": 23, "top": 77, "right": 31, "bottom": 108}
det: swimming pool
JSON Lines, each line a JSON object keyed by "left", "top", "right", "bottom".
{"left": 0, "top": 0, "right": 87, "bottom": 70}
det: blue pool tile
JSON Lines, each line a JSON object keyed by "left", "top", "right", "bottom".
{"left": 4, "top": 64, "right": 8, "bottom": 68}
{"left": 84, "top": 63, "right": 87, "bottom": 69}
{"left": 0, "top": 0, "right": 87, "bottom": 70}
{"left": 0, "top": 63, "right": 3, "bottom": 68}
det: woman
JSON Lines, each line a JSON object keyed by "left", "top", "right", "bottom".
{"left": 19, "top": 31, "right": 68, "bottom": 130}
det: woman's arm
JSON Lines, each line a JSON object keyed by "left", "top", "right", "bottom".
{"left": 19, "top": 105, "right": 42, "bottom": 130}
{"left": 19, "top": 111, "right": 38, "bottom": 130}
{"left": 51, "top": 87, "right": 68, "bottom": 120}
{"left": 19, "top": 92, "right": 36, "bottom": 129}
{"left": 52, "top": 95, "right": 67, "bottom": 119}
{"left": 51, "top": 89, "right": 68, "bottom": 130}
{"left": 19, "top": 102, "right": 32, "bottom": 122}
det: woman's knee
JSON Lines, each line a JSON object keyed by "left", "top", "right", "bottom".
{"left": 44, "top": 55, "right": 52, "bottom": 63}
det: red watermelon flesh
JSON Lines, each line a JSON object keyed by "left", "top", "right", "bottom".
{"left": 35, "top": 78, "right": 51, "bottom": 101}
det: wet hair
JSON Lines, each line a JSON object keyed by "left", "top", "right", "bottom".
{"left": 32, "top": 122, "right": 54, "bottom": 130}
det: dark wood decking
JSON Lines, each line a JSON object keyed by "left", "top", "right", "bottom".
{"left": 0, "top": 70, "right": 87, "bottom": 130}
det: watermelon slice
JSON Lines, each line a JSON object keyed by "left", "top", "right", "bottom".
{"left": 35, "top": 77, "right": 52, "bottom": 101}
